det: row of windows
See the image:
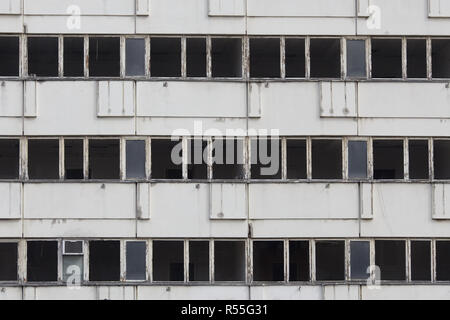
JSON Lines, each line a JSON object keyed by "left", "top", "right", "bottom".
{"left": 0, "top": 36, "right": 449, "bottom": 79}
{"left": 0, "top": 137, "right": 449, "bottom": 181}
{"left": 1, "top": 239, "right": 449, "bottom": 283}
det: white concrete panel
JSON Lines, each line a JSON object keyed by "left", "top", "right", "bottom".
{"left": 358, "top": 118, "right": 450, "bottom": 137}
{"left": 97, "top": 286, "right": 135, "bottom": 300}
{"left": 24, "top": 0, "right": 135, "bottom": 15}
{"left": 137, "top": 286, "right": 249, "bottom": 300}
{"left": 23, "top": 286, "right": 97, "bottom": 300}
{"left": 0, "top": 81, "right": 22, "bottom": 117}
{"left": 360, "top": 183, "right": 373, "bottom": 219}
{"left": 0, "top": 220, "right": 22, "bottom": 237}
{"left": 24, "top": 183, "right": 136, "bottom": 219}
{"left": 209, "top": 0, "right": 245, "bottom": 16}
{"left": 248, "top": 83, "right": 263, "bottom": 118}
{"left": 210, "top": 183, "right": 246, "bottom": 220}
{"left": 0, "top": 183, "right": 21, "bottom": 219}
{"left": 432, "top": 184, "right": 450, "bottom": 220}
{"left": 247, "top": 0, "right": 355, "bottom": 17}
{"left": 250, "top": 286, "right": 323, "bottom": 300}
{"left": 320, "top": 82, "right": 357, "bottom": 118}
{"left": 357, "top": 0, "right": 370, "bottom": 17}
{"left": 249, "top": 183, "right": 359, "bottom": 219}
{"left": 98, "top": 81, "right": 135, "bottom": 117}
{"left": 429, "top": 0, "right": 450, "bottom": 17}
{"left": 362, "top": 285, "right": 450, "bottom": 300}
{"left": 24, "top": 81, "right": 37, "bottom": 118}
{"left": 0, "top": 0, "right": 21, "bottom": 14}
{"left": 0, "top": 287, "right": 22, "bottom": 300}
{"left": 137, "top": 183, "right": 150, "bottom": 220}
{"left": 0, "top": 16, "right": 23, "bottom": 33}
{"left": 323, "top": 285, "right": 360, "bottom": 300}
{"left": 136, "top": 0, "right": 150, "bottom": 16}
{"left": 0, "top": 118, "right": 23, "bottom": 135}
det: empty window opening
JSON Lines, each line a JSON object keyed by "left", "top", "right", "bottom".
{"left": 346, "top": 39, "right": 367, "bottom": 78}
{"left": 27, "top": 241, "right": 58, "bottom": 282}
{"left": 212, "top": 139, "right": 245, "bottom": 180}
{"left": 285, "top": 38, "right": 305, "bottom": 78}
{"left": 65, "top": 139, "right": 84, "bottom": 180}
{"left": 287, "top": 139, "right": 307, "bottom": 180}
{"left": 409, "top": 140, "right": 429, "bottom": 180}
{"left": 0, "top": 139, "right": 19, "bottom": 179}
{"left": 410, "top": 241, "right": 431, "bottom": 281}
{"left": 126, "top": 38, "right": 146, "bottom": 77}
{"left": 28, "top": 37, "right": 59, "bottom": 77}
{"left": 89, "top": 241, "right": 120, "bottom": 282}
{"left": 126, "top": 241, "right": 147, "bottom": 281}
{"left": 348, "top": 140, "right": 368, "bottom": 179}
{"left": 0, "top": 37, "right": 19, "bottom": 76}
{"left": 211, "top": 38, "right": 242, "bottom": 78}
{"left": 350, "top": 241, "right": 370, "bottom": 280}
{"left": 64, "top": 37, "right": 84, "bottom": 77}
{"left": 186, "top": 38, "right": 207, "bottom": 78}
{"left": 434, "top": 140, "right": 450, "bottom": 180}
{"left": 188, "top": 139, "right": 208, "bottom": 180}
{"left": 62, "top": 241, "right": 84, "bottom": 283}
{"left": 88, "top": 139, "right": 120, "bottom": 180}
{"left": 315, "top": 241, "right": 345, "bottom": 281}
{"left": 0, "top": 243, "right": 17, "bottom": 281}
{"left": 311, "top": 139, "right": 342, "bottom": 180}
{"left": 310, "top": 38, "right": 341, "bottom": 78}
{"left": 432, "top": 39, "right": 450, "bottom": 78}
{"left": 214, "top": 241, "right": 246, "bottom": 282}
{"left": 373, "top": 140, "right": 404, "bottom": 180}
{"left": 251, "top": 139, "right": 281, "bottom": 179}
{"left": 153, "top": 241, "right": 184, "bottom": 282}
{"left": 253, "top": 241, "right": 284, "bottom": 282}
{"left": 89, "top": 37, "right": 120, "bottom": 77}
{"left": 371, "top": 39, "right": 402, "bottom": 78}
{"left": 289, "top": 241, "right": 309, "bottom": 282}
{"left": 126, "top": 140, "right": 146, "bottom": 179}
{"left": 375, "top": 240, "right": 406, "bottom": 281}
{"left": 436, "top": 241, "right": 450, "bottom": 281}
{"left": 64, "top": 240, "right": 83, "bottom": 254}
{"left": 189, "top": 241, "right": 209, "bottom": 282}
{"left": 250, "top": 38, "right": 280, "bottom": 78}
{"left": 151, "top": 139, "right": 183, "bottom": 179}
{"left": 150, "top": 38, "right": 181, "bottom": 77}
{"left": 28, "top": 139, "right": 59, "bottom": 180}
{"left": 407, "top": 39, "right": 427, "bottom": 78}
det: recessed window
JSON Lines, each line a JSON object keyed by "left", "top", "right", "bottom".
{"left": 350, "top": 241, "right": 370, "bottom": 280}
{"left": 250, "top": 139, "right": 281, "bottom": 179}
{"left": 375, "top": 240, "right": 406, "bottom": 281}
{"left": 88, "top": 139, "right": 120, "bottom": 180}
{"left": 315, "top": 241, "right": 345, "bottom": 281}
{"left": 28, "top": 37, "right": 59, "bottom": 77}
{"left": 346, "top": 39, "right": 367, "bottom": 78}
{"left": 433, "top": 140, "right": 450, "bottom": 180}
{"left": 311, "top": 139, "right": 342, "bottom": 180}
{"left": 189, "top": 241, "right": 209, "bottom": 282}
{"left": 432, "top": 39, "right": 450, "bottom": 79}
{"left": 289, "top": 241, "right": 309, "bottom": 282}
{"left": 0, "top": 243, "right": 18, "bottom": 281}
{"left": 126, "top": 140, "right": 146, "bottom": 179}
{"left": 410, "top": 241, "right": 431, "bottom": 281}
{"left": 285, "top": 38, "right": 305, "bottom": 78}
{"left": 250, "top": 38, "right": 280, "bottom": 78}
{"left": 436, "top": 241, "right": 450, "bottom": 281}
{"left": 211, "top": 38, "right": 242, "bottom": 78}
{"left": 27, "top": 241, "right": 58, "bottom": 282}
{"left": 409, "top": 140, "right": 429, "bottom": 180}
{"left": 89, "top": 37, "right": 120, "bottom": 77}
{"left": 188, "top": 139, "right": 208, "bottom": 180}
{"left": 151, "top": 139, "right": 183, "bottom": 179}
{"left": 28, "top": 139, "right": 59, "bottom": 180}
{"left": 373, "top": 140, "right": 404, "bottom": 180}
{"left": 286, "top": 139, "right": 307, "bottom": 180}
{"left": 153, "top": 241, "right": 184, "bottom": 282}
{"left": 214, "top": 241, "right": 246, "bottom": 282}
{"left": 64, "top": 37, "right": 84, "bottom": 77}
{"left": 89, "top": 241, "right": 120, "bottom": 282}
{"left": 253, "top": 241, "right": 284, "bottom": 282}
{"left": 371, "top": 39, "right": 402, "bottom": 78}
{"left": 310, "top": 38, "right": 341, "bottom": 78}
{"left": 65, "top": 139, "right": 84, "bottom": 180}
{"left": 212, "top": 139, "right": 245, "bottom": 180}
{"left": 407, "top": 39, "right": 427, "bottom": 79}
{"left": 348, "top": 141, "right": 368, "bottom": 179}
{"left": 150, "top": 38, "right": 181, "bottom": 77}
{"left": 0, "top": 139, "right": 19, "bottom": 179}
{"left": 126, "top": 38, "right": 146, "bottom": 77}
{"left": 0, "top": 37, "right": 19, "bottom": 76}
{"left": 186, "top": 38, "right": 207, "bottom": 78}
{"left": 126, "top": 241, "right": 147, "bottom": 281}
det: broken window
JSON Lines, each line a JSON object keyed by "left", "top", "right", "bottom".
{"left": 373, "top": 140, "right": 404, "bottom": 180}
{"left": 432, "top": 39, "right": 450, "bottom": 78}
{"left": 126, "top": 140, "right": 146, "bottom": 179}
{"left": 286, "top": 139, "right": 307, "bottom": 180}
{"left": 310, "top": 38, "right": 341, "bottom": 78}
{"left": 0, "top": 139, "right": 19, "bottom": 179}
{"left": 186, "top": 38, "right": 207, "bottom": 78}
{"left": 253, "top": 241, "right": 284, "bottom": 282}
{"left": 188, "top": 139, "right": 208, "bottom": 180}
{"left": 350, "top": 241, "right": 370, "bottom": 280}
{"left": 250, "top": 38, "right": 280, "bottom": 78}
{"left": 371, "top": 39, "right": 402, "bottom": 78}
{"left": 289, "top": 241, "right": 309, "bottom": 282}
{"left": 434, "top": 140, "right": 450, "bottom": 180}
{"left": 65, "top": 139, "right": 84, "bottom": 180}
{"left": 28, "top": 139, "right": 59, "bottom": 180}
{"left": 151, "top": 139, "right": 183, "bottom": 179}
{"left": 62, "top": 241, "right": 84, "bottom": 283}
{"left": 348, "top": 140, "right": 368, "bottom": 179}
{"left": 89, "top": 37, "right": 120, "bottom": 77}
{"left": 346, "top": 39, "right": 367, "bottom": 78}
{"left": 407, "top": 39, "right": 427, "bottom": 78}
{"left": 150, "top": 37, "right": 181, "bottom": 77}
{"left": 126, "top": 241, "right": 147, "bottom": 281}
{"left": 189, "top": 241, "right": 209, "bottom": 282}
{"left": 153, "top": 241, "right": 184, "bottom": 282}
{"left": 214, "top": 241, "right": 246, "bottom": 282}
{"left": 285, "top": 38, "right": 305, "bottom": 78}
{"left": 28, "top": 37, "right": 59, "bottom": 77}
{"left": 250, "top": 139, "right": 281, "bottom": 179}
{"left": 375, "top": 240, "right": 406, "bottom": 281}
{"left": 212, "top": 139, "right": 245, "bottom": 180}
{"left": 315, "top": 241, "right": 345, "bottom": 281}
{"left": 0, "top": 37, "right": 19, "bottom": 76}
{"left": 89, "top": 241, "right": 120, "bottom": 282}
{"left": 311, "top": 139, "right": 342, "bottom": 180}
{"left": 410, "top": 241, "right": 431, "bottom": 281}
{"left": 88, "top": 139, "right": 120, "bottom": 180}
{"left": 64, "top": 37, "right": 84, "bottom": 77}
{"left": 436, "top": 241, "right": 450, "bottom": 281}
{"left": 211, "top": 38, "right": 242, "bottom": 78}
{"left": 409, "top": 140, "right": 429, "bottom": 180}
{"left": 27, "top": 241, "right": 58, "bottom": 282}
{"left": 126, "top": 38, "right": 146, "bottom": 77}
{"left": 0, "top": 243, "right": 17, "bottom": 281}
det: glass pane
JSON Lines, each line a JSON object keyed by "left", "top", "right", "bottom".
{"left": 348, "top": 141, "right": 367, "bottom": 179}
{"left": 350, "top": 241, "right": 370, "bottom": 280}
{"left": 126, "top": 140, "right": 146, "bottom": 179}
{"left": 63, "top": 255, "right": 84, "bottom": 282}
{"left": 347, "top": 40, "right": 366, "bottom": 78}
{"left": 126, "top": 38, "right": 146, "bottom": 76}
{"left": 126, "top": 242, "right": 147, "bottom": 281}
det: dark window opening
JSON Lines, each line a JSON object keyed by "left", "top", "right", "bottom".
{"left": 188, "top": 139, "right": 208, "bottom": 180}
{"left": 214, "top": 241, "right": 246, "bottom": 282}
{"left": 211, "top": 38, "right": 242, "bottom": 78}
{"left": 126, "top": 241, "right": 147, "bottom": 281}
{"left": 28, "top": 139, "right": 59, "bottom": 180}
{"left": 251, "top": 139, "right": 281, "bottom": 179}
{"left": 350, "top": 241, "right": 370, "bottom": 280}
{"left": 371, "top": 39, "right": 402, "bottom": 78}
{"left": 64, "top": 240, "right": 83, "bottom": 254}
{"left": 373, "top": 140, "right": 404, "bottom": 180}
{"left": 434, "top": 140, "right": 450, "bottom": 180}
{"left": 285, "top": 38, "right": 305, "bottom": 78}
{"left": 312, "top": 139, "right": 342, "bottom": 179}
{"left": 375, "top": 240, "right": 406, "bottom": 281}
{"left": 253, "top": 241, "right": 284, "bottom": 282}
{"left": 289, "top": 241, "right": 309, "bottom": 281}
{"left": 153, "top": 241, "right": 184, "bottom": 282}
{"left": 28, "top": 37, "right": 59, "bottom": 77}
{"left": 0, "top": 37, "right": 19, "bottom": 76}
{"left": 315, "top": 241, "right": 345, "bottom": 281}
{"left": 212, "top": 139, "right": 245, "bottom": 180}
{"left": 151, "top": 139, "right": 182, "bottom": 179}
{"left": 150, "top": 38, "right": 181, "bottom": 77}
{"left": 310, "top": 38, "right": 341, "bottom": 78}
{"left": 249, "top": 38, "right": 280, "bottom": 78}
{"left": 287, "top": 139, "right": 307, "bottom": 180}
{"left": 89, "top": 37, "right": 120, "bottom": 77}
{"left": 186, "top": 38, "right": 207, "bottom": 78}
{"left": 89, "top": 241, "right": 120, "bottom": 282}
{"left": 65, "top": 139, "right": 84, "bottom": 180}
{"left": 27, "top": 241, "right": 58, "bottom": 282}
{"left": 409, "top": 140, "right": 429, "bottom": 180}
{"left": 436, "top": 241, "right": 450, "bottom": 281}
{"left": 88, "top": 139, "right": 120, "bottom": 180}
{"left": 411, "top": 241, "right": 431, "bottom": 281}
{"left": 348, "top": 140, "right": 368, "bottom": 179}
{"left": 189, "top": 241, "right": 209, "bottom": 282}
{"left": 432, "top": 39, "right": 450, "bottom": 78}
{"left": 0, "top": 243, "right": 17, "bottom": 281}
{"left": 64, "top": 37, "right": 84, "bottom": 77}
{"left": 126, "top": 140, "right": 146, "bottom": 179}
{"left": 347, "top": 39, "right": 367, "bottom": 78}
{"left": 407, "top": 39, "right": 427, "bottom": 78}
{"left": 126, "top": 38, "right": 146, "bottom": 77}
{"left": 0, "top": 139, "right": 19, "bottom": 179}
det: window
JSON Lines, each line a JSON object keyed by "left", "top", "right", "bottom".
{"left": 407, "top": 39, "right": 427, "bottom": 78}
{"left": 62, "top": 240, "right": 84, "bottom": 283}
{"left": 188, "top": 139, "right": 208, "bottom": 180}
{"left": 214, "top": 241, "right": 246, "bottom": 282}
{"left": 65, "top": 139, "right": 84, "bottom": 180}
{"left": 432, "top": 39, "right": 450, "bottom": 78}
{"left": 436, "top": 241, "right": 450, "bottom": 281}
{"left": 0, "top": 139, "right": 19, "bottom": 179}
{"left": 88, "top": 139, "right": 120, "bottom": 180}
{"left": 371, "top": 39, "right": 402, "bottom": 78}
{"left": 348, "top": 141, "right": 368, "bottom": 179}
{"left": 408, "top": 140, "right": 429, "bottom": 180}
{"left": 350, "top": 241, "right": 370, "bottom": 280}
{"left": 311, "top": 139, "right": 342, "bottom": 179}
{"left": 346, "top": 39, "right": 367, "bottom": 78}
{"left": 28, "top": 139, "right": 59, "bottom": 180}
{"left": 433, "top": 140, "right": 450, "bottom": 180}
{"left": 250, "top": 38, "right": 280, "bottom": 78}
{"left": 126, "top": 241, "right": 147, "bottom": 281}
{"left": 286, "top": 139, "right": 307, "bottom": 180}
{"left": 89, "top": 241, "right": 120, "bottom": 282}
{"left": 189, "top": 241, "right": 209, "bottom": 282}
{"left": 373, "top": 140, "right": 404, "bottom": 180}
{"left": 375, "top": 240, "right": 406, "bottom": 281}
{"left": 211, "top": 38, "right": 242, "bottom": 78}
{"left": 315, "top": 241, "right": 345, "bottom": 281}
{"left": 186, "top": 38, "right": 207, "bottom": 78}
{"left": 250, "top": 139, "right": 281, "bottom": 179}
{"left": 0, "top": 243, "right": 17, "bottom": 281}
{"left": 89, "top": 37, "right": 120, "bottom": 77}
{"left": 310, "top": 38, "right": 341, "bottom": 78}
{"left": 151, "top": 139, "right": 183, "bottom": 179}
{"left": 0, "top": 37, "right": 19, "bottom": 76}
{"left": 289, "top": 241, "right": 309, "bottom": 281}
{"left": 27, "top": 241, "right": 58, "bottom": 282}
{"left": 28, "top": 37, "right": 59, "bottom": 77}
{"left": 285, "top": 38, "right": 305, "bottom": 78}
{"left": 153, "top": 241, "right": 184, "bottom": 282}
{"left": 126, "top": 140, "right": 146, "bottom": 179}
{"left": 253, "top": 241, "right": 284, "bottom": 282}
{"left": 126, "top": 38, "right": 146, "bottom": 77}
{"left": 212, "top": 139, "right": 245, "bottom": 180}
{"left": 64, "top": 37, "right": 84, "bottom": 77}
{"left": 150, "top": 38, "right": 181, "bottom": 77}
{"left": 410, "top": 241, "right": 431, "bottom": 281}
